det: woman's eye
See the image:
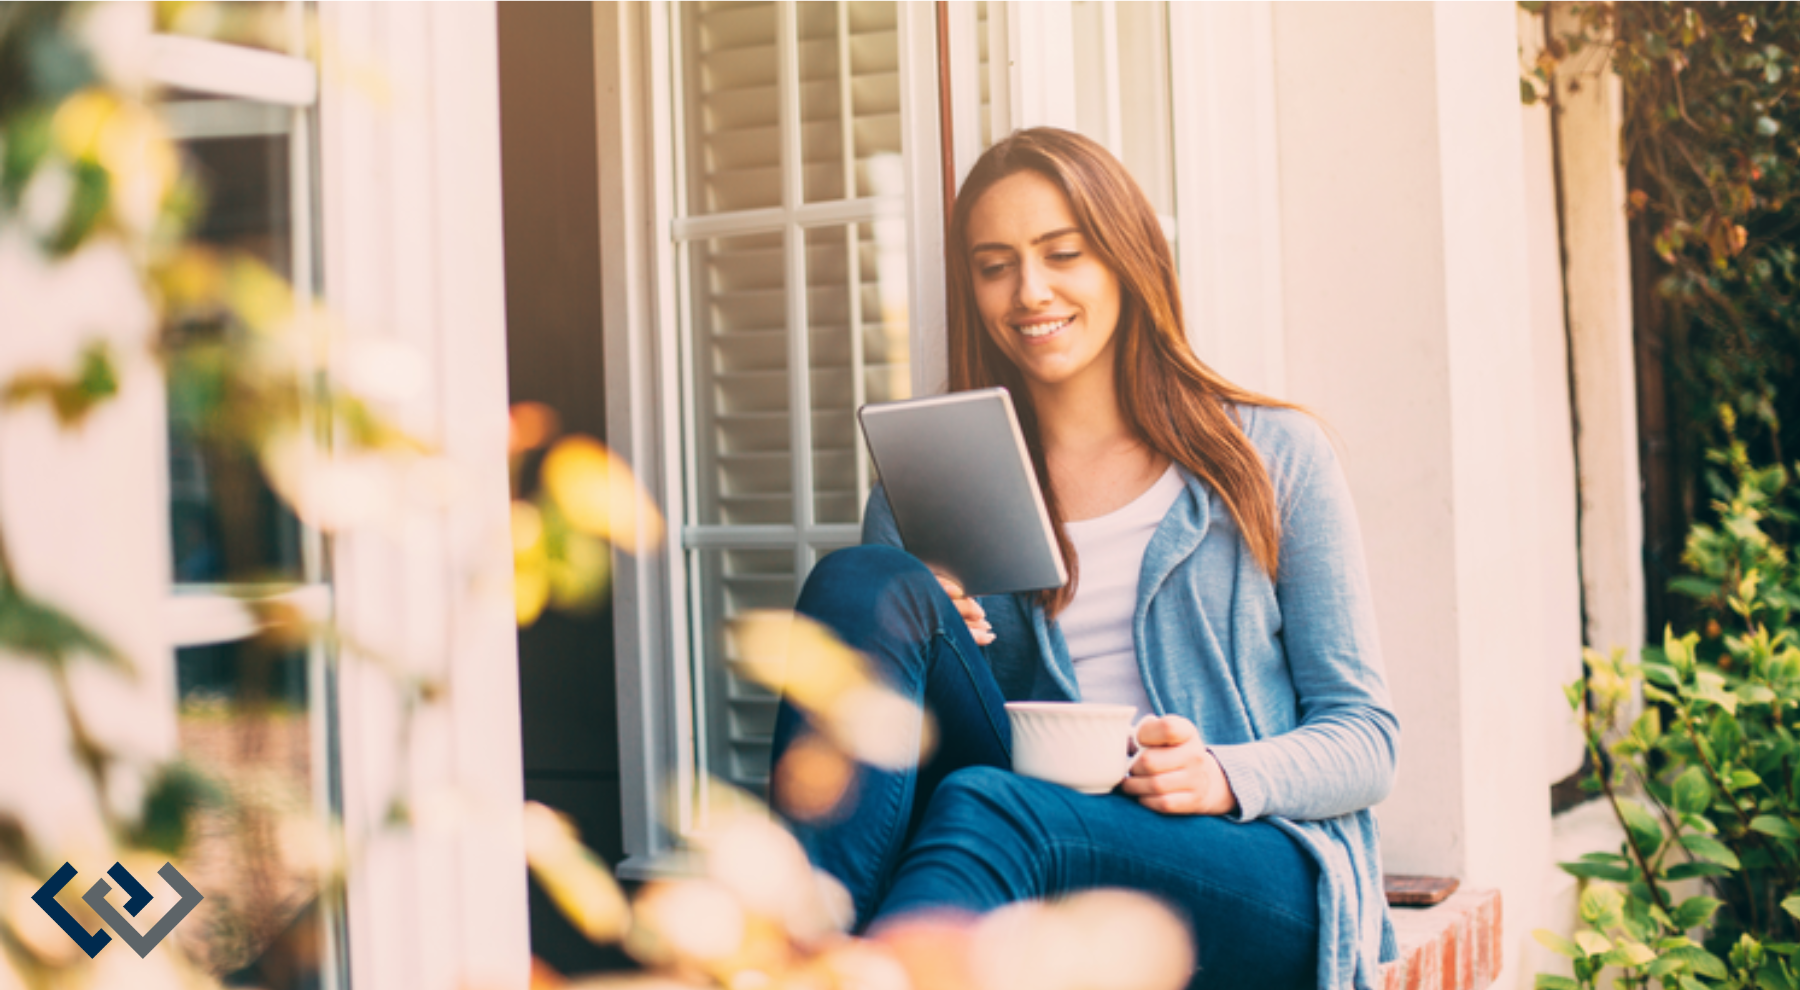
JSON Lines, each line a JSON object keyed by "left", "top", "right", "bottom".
{"left": 976, "top": 262, "right": 1010, "bottom": 278}
{"left": 1049, "top": 251, "right": 1080, "bottom": 263}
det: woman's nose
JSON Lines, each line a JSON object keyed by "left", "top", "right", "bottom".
{"left": 1016, "top": 259, "right": 1053, "bottom": 308}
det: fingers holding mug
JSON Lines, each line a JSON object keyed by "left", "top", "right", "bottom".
{"left": 1120, "top": 715, "right": 1237, "bottom": 816}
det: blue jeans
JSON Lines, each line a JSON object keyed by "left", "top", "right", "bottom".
{"left": 771, "top": 546, "right": 1321, "bottom": 989}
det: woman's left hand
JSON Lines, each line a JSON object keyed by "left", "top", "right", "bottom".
{"left": 1120, "top": 715, "right": 1239, "bottom": 816}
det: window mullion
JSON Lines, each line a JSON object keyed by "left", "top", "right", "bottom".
{"left": 835, "top": 3, "right": 870, "bottom": 517}
{"left": 655, "top": 0, "right": 700, "bottom": 843}
{"left": 778, "top": 1, "right": 816, "bottom": 567}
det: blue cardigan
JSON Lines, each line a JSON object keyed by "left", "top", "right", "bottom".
{"left": 862, "top": 404, "right": 1400, "bottom": 990}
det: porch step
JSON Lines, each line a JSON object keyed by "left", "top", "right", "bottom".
{"left": 1380, "top": 888, "right": 1503, "bottom": 990}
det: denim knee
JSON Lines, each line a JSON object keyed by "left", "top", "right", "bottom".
{"left": 797, "top": 545, "right": 946, "bottom": 646}
{"left": 920, "top": 767, "right": 1041, "bottom": 842}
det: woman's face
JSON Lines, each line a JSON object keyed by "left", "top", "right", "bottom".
{"left": 965, "top": 170, "right": 1123, "bottom": 398}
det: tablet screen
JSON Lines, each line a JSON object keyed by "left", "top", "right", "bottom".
{"left": 857, "top": 388, "right": 1068, "bottom": 596}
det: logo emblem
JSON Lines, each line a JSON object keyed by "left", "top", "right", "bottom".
{"left": 32, "top": 862, "right": 204, "bottom": 958}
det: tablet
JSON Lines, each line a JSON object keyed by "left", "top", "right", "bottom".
{"left": 857, "top": 388, "right": 1068, "bottom": 596}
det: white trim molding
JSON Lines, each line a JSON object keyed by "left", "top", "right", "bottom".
{"left": 595, "top": 0, "right": 687, "bottom": 876}
{"left": 316, "top": 4, "right": 529, "bottom": 987}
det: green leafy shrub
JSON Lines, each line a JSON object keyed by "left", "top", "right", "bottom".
{"left": 1538, "top": 419, "right": 1800, "bottom": 989}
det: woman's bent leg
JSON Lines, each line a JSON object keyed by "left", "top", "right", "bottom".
{"left": 770, "top": 546, "right": 1012, "bottom": 928}
{"left": 876, "top": 766, "right": 1320, "bottom": 990}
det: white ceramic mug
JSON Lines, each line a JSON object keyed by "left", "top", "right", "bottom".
{"left": 1004, "top": 701, "right": 1149, "bottom": 794}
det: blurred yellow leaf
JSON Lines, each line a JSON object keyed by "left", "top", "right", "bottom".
{"left": 225, "top": 254, "right": 295, "bottom": 333}
{"left": 157, "top": 245, "right": 226, "bottom": 310}
{"left": 52, "top": 89, "right": 118, "bottom": 161}
{"left": 731, "top": 611, "right": 932, "bottom": 771}
{"left": 540, "top": 437, "right": 664, "bottom": 553}
{"left": 626, "top": 880, "right": 748, "bottom": 971}
{"left": 771, "top": 734, "right": 854, "bottom": 824}
{"left": 522, "top": 801, "right": 631, "bottom": 945}
{"left": 511, "top": 402, "right": 561, "bottom": 454}
{"left": 970, "top": 890, "right": 1193, "bottom": 990}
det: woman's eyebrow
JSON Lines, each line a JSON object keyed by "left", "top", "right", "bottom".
{"left": 968, "top": 227, "right": 1083, "bottom": 255}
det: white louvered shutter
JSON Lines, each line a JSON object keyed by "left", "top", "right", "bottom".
{"left": 675, "top": 1, "right": 911, "bottom": 798}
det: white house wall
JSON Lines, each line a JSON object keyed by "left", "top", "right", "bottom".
{"left": 1271, "top": 4, "right": 1560, "bottom": 986}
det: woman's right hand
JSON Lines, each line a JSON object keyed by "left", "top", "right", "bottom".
{"left": 935, "top": 573, "right": 995, "bottom": 645}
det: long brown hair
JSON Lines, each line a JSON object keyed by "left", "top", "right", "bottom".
{"left": 946, "top": 128, "right": 1295, "bottom": 614}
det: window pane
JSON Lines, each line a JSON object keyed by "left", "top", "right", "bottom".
{"left": 1068, "top": 2, "right": 1175, "bottom": 218}
{"left": 690, "top": 232, "right": 793, "bottom": 527}
{"left": 169, "top": 125, "right": 306, "bottom": 584}
{"left": 682, "top": 1, "right": 781, "bottom": 215}
{"left": 173, "top": 639, "right": 332, "bottom": 984}
{"left": 692, "top": 547, "right": 797, "bottom": 795}
{"left": 805, "top": 223, "right": 910, "bottom": 524}
{"left": 799, "top": 2, "right": 902, "bottom": 204}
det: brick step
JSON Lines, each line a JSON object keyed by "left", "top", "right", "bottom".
{"left": 1380, "top": 888, "right": 1503, "bottom": 990}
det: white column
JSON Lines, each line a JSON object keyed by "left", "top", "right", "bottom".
{"left": 1551, "top": 3, "right": 1645, "bottom": 668}
{"left": 317, "top": 4, "right": 529, "bottom": 988}
{"left": 1271, "top": 4, "right": 1551, "bottom": 985}
{"left": 1518, "top": 5, "right": 1586, "bottom": 790}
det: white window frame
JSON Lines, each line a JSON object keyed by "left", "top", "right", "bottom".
{"left": 598, "top": 0, "right": 1293, "bottom": 875}
{"left": 150, "top": 16, "right": 349, "bottom": 990}
{"left": 597, "top": 0, "right": 946, "bottom": 877}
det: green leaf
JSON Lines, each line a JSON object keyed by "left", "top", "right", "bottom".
{"left": 1615, "top": 940, "right": 1658, "bottom": 967}
{"left": 1643, "top": 660, "right": 1681, "bottom": 687}
{"left": 1580, "top": 885, "right": 1626, "bottom": 928}
{"left": 1619, "top": 799, "right": 1666, "bottom": 856}
{"left": 1752, "top": 815, "right": 1800, "bottom": 840}
{"left": 1730, "top": 768, "right": 1763, "bottom": 790}
{"left": 1783, "top": 895, "right": 1800, "bottom": 921}
{"left": 1672, "top": 765, "right": 1711, "bottom": 813}
{"left": 1672, "top": 895, "right": 1724, "bottom": 930}
{"left": 0, "top": 341, "right": 121, "bottom": 427}
{"left": 1664, "top": 945, "right": 1730, "bottom": 979}
{"left": 1559, "top": 859, "right": 1634, "bottom": 882}
{"left": 1669, "top": 576, "right": 1722, "bottom": 600}
{"left": 1680, "top": 833, "right": 1742, "bottom": 869}
{"left": 1693, "top": 678, "right": 1740, "bottom": 714}
{"left": 1739, "top": 683, "right": 1777, "bottom": 705}
{"left": 1664, "top": 861, "right": 1732, "bottom": 880}
{"left": 1575, "top": 930, "right": 1614, "bottom": 957}
{"left": 0, "top": 588, "right": 125, "bottom": 669}
{"left": 1655, "top": 936, "right": 1699, "bottom": 951}
{"left": 1534, "top": 928, "right": 1584, "bottom": 960}
{"left": 1534, "top": 977, "right": 1579, "bottom": 990}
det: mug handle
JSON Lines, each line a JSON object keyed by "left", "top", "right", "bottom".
{"left": 1122, "top": 715, "right": 1155, "bottom": 779}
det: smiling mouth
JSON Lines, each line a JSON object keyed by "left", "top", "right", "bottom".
{"left": 1013, "top": 316, "right": 1074, "bottom": 339}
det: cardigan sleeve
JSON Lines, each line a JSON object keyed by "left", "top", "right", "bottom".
{"left": 1206, "top": 410, "right": 1401, "bottom": 823}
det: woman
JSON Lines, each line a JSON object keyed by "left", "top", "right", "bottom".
{"left": 770, "top": 128, "right": 1400, "bottom": 990}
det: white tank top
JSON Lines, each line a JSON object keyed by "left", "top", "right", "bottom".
{"left": 1060, "top": 464, "right": 1185, "bottom": 720}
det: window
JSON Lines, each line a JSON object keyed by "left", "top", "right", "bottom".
{"left": 152, "top": 5, "right": 346, "bottom": 986}
{"left": 673, "top": 1, "right": 913, "bottom": 803}
{"left": 602, "top": 1, "right": 1255, "bottom": 874}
